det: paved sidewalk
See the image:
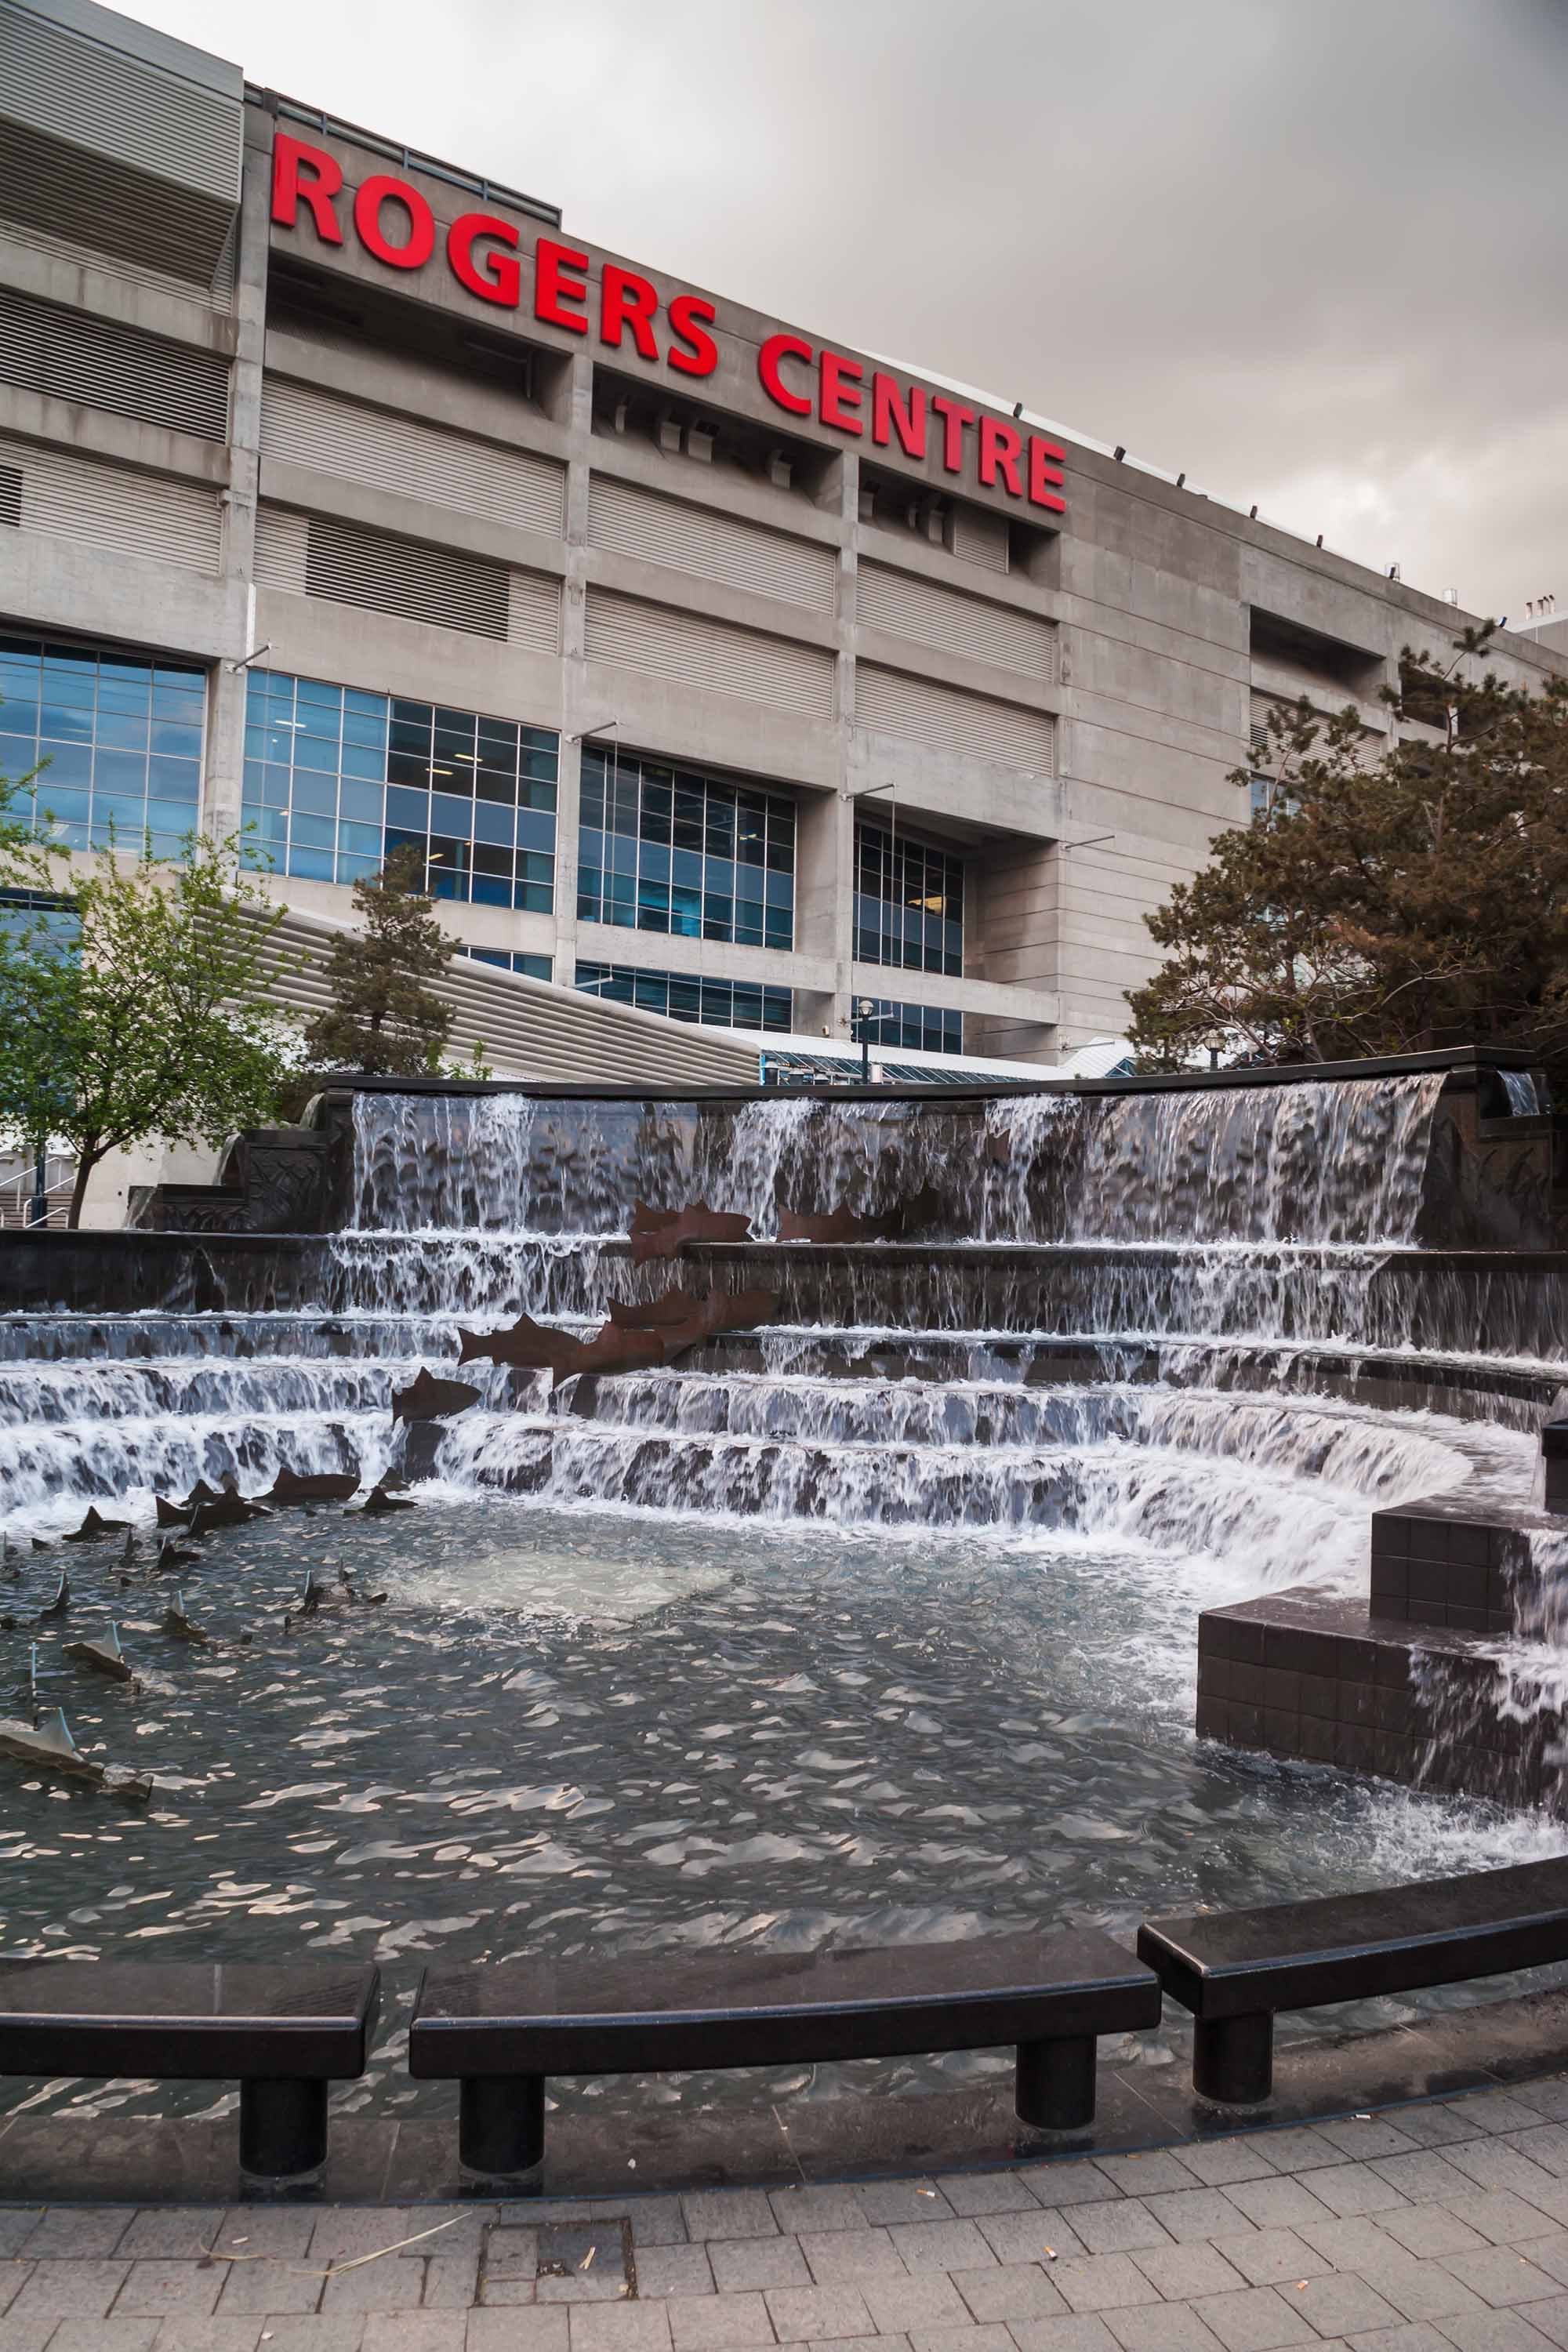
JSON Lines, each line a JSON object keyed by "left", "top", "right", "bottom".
{"left": 13, "top": 2076, "right": 1568, "bottom": 2351}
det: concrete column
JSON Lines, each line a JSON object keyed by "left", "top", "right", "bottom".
{"left": 203, "top": 136, "right": 270, "bottom": 844}
{"left": 828, "top": 451, "right": 858, "bottom": 1044}
{"left": 552, "top": 350, "right": 596, "bottom": 987}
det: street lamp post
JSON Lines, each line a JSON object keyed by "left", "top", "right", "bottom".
{"left": 842, "top": 778, "right": 898, "bottom": 1079}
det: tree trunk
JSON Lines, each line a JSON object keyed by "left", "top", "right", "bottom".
{"left": 66, "top": 1149, "right": 99, "bottom": 1231}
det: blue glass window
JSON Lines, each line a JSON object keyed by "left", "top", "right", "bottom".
{"left": 853, "top": 818, "right": 964, "bottom": 978}
{"left": 461, "top": 947, "right": 554, "bottom": 980}
{"left": 0, "top": 633, "right": 204, "bottom": 857}
{"left": 575, "top": 961, "right": 793, "bottom": 1033}
{"left": 855, "top": 998, "right": 963, "bottom": 1055}
{"left": 577, "top": 748, "right": 795, "bottom": 950}
{"left": 240, "top": 672, "right": 558, "bottom": 911}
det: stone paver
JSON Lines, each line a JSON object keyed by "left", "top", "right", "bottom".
{"left": 19, "top": 2076, "right": 1568, "bottom": 2352}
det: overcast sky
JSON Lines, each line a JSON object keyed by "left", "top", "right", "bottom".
{"left": 140, "top": 0, "right": 1566, "bottom": 625}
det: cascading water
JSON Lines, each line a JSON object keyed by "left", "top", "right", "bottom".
{"left": 2, "top": 1063, "right": 1566, "bottom": 2128}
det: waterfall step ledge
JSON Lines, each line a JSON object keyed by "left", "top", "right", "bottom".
{"left": 1200, "top": 1582, "right": 1568, "bottom": 1809}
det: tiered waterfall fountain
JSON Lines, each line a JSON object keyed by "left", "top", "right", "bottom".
{"left": 1, "top": 1053, "right": 1566, "bottom": 2122}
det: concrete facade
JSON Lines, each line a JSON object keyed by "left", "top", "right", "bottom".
{"left": 2, "top": 0, "right": 1566, "bottom": 1062}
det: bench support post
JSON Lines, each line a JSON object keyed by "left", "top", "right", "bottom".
{"left": 1194, "top": 2013, "right": 1272, "bottom": 2105}
{"left": 239, "top": 2078, "right": 328, "bottom": 2183}
{"left": 1014, "top": 2034, "right": 1095, "bottom": 2131}
{"left": 459, "top": 2074, "right": 545, "bottom": 2180}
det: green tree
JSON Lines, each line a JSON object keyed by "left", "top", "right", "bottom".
{"left": 303, "top": 844, "right": 453, "bottom": 1075}
{"left": 0, "top": 827, "right": 294, "bottom": 1227}
{"left": 1126, "top": 627, "right": 1568, "bottom": 1079}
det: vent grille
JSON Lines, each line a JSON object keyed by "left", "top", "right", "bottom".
{"left": 304, "top": 514, "right": 509, "bottom": 640}
{"left": 857, "top": 661, "right": 1053, "bottom": 769}
{"left": 508, "top": 568, "right": 561, "bottom": 651}
{"left": 1250, "top": 688, "right": 1279, "bottom": 757}
{"left": 585, "top": 588, "right": 834, "bottom": 717}
{"left": 0, "top": 4, "right": 241, "bottom": 283}
{"left": 0, "top": 287, "right": 230, "bottom": 438}
{"left": 858, "top": 560, "right": 1055, "bottom": 678}
{"left": 0, "top": 2, "right": 242, "bottom": 205}
{"left": 262, "top": 378, "right": 566, "bottom": 536}
{"left": 588, "top": 474, "right": 835, "bottom": 612}
{"left": 949, "top": 505, "right": 1010, "bottom": 574}
{"left": 254, "top": 503, "right": 559, "bottom": 649}
{"left": 0, "top": 462, "right": 18, "bottom": 528}
{"left": 252, "top": 503, "right": 307, "bottom": 593}
{"left": 0, "top": 430, "right": 221, "bottom": 572}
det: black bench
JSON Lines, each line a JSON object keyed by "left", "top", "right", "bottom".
{"left": 0, "top": 1959, "right": 380, "bottom": 2180}
{"left": 411, "top": 1929, "right": 1160, "bottom": 2178}
{"left": 1139, "top": 1855, "right": 1568, "bottom": 2104}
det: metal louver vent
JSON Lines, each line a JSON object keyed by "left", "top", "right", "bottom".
{"left": 262, "top": 379, "right": 566, "bottom": 536}
{"left": 0, "top": 431, "right": 221, "bottom": 572}
{"left": 252, "top": 503, "right": 307, "bottom": 593}
{"left": 857, "top": 661, "right": 1053, "bottom": 770}
{"left": 584, "top": 588, "right": 834, "bottom": 717}
{"left": 858, "top": 560, "right": 1054, "bottom": 678}
{"left": 508, "top": 569, "right": 561, "bottom": 651}
{"left": 1250, "top": 688, "right": 1279, "bottom": 757}
{"left": 0, "top": 288, "right": 230, "bottom": 439}
{"left": 587, "top": 474, "right": 835, "bottom": 611}
{"left": 0, "top": 463, "right": 18, "bottom": 528}
{"left": 949, "top": 506, "right": 1010, "bottom": 574}
{"left": 0, "top": 3, "right": 241, "bottom": 282}
{"left": 302, "top": 514, "right": 510, "bottom": 640}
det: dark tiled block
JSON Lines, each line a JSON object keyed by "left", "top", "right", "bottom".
{"left": 1263, "top": 1708, "right": 1300, "bottom": 1752}
{"left": 1232, "top": 1663, "right": 1267, "bottom": 1708}
{"left": 1449, "top": 1519, "right": 1493, "bottom": 1568}
{"left": 1337, "top": 1679, "right": 1381, "bottom": 1729}
{"left": 1262, "top": 1666, "right": 1300, "bottom": 1711}
{"left": 1374, "top": 1731, "right": 1418, "bottom": 1780}
{"left": 1229, "top": 1704, "right": 1265, "bottom": 1748}
{"left": 1408, "top": 1560, "right": 1446, "bottom": 1604}
{"left": 1370, "top": 1512, "right": 1410, "bottom": 1559}
{"left": 1374, "top": 1686, "right": 1414, "bottom": 1733}
{"left": 1298, "top": 1673, "right": 1338, "bottom": 1721}
{"left": 1195, "top": 1697, "right": 1228, "bottom": 1743}
{"left": 1296, "top": 1715, "right": 1337, "bottom": 1763}
{"left": 1334, "top": 1725, "right": 1378, "bottom": 1776}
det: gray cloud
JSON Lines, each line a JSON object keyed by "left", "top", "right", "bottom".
{"left": 144, "top": 0, "right": 1568, "bottom": 619}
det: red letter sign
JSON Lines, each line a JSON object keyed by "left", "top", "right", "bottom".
{"left": 667, "top": 294, "right": 718, "bottom": 378}
{"left": 448, "top": 214, "right": 520, "bottom": 307}
{"left": 1028, "top": 434, "right": 1066, "bottom": 513}
{"left": 601, "top": 264, "right": 660, "bottom": 361}
{"left": 353, "top": 176, "right": 435, "bottom": 270}
{"left": 535, "top": 240, "right": 591, "bottom": 333}
{"left": 759, "top": 333, "right": 814, "bottom": 416}
{"left": 931, "top": 395, "right": 975, "bottom": 474}
{"left": 270, "top": 133, "right": 343, "bottom": 245}
{"left": 819, "top": 350, "right": 864, "bottom": 434}
{"left": 872, "top": 373, "right": 926, "bottom": 459}
{"left": 979, "top": 416, "right": 1024, "bottom": 497}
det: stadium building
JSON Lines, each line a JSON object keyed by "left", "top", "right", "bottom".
{"left": 1, "top": 0, "right": 1564, "bottom": 1089}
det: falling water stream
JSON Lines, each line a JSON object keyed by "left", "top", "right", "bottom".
{"left": 2, "top": 1072, "right": 1566, "bottom": 2125}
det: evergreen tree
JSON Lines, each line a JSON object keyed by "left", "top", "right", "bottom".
{"left": 1127, "top": 627, "right": 1568, "bottom": 1080}
{"left": 304, "top": 845, "right": 453, "bottom": 1075}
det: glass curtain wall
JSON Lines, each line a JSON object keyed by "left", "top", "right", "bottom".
{"left": 0, "top": 634, "right": 204, "bottom": 856}
{"left": 577, "top": 746, "right": 794, "bottom": 949}
{"left": 241, "top": 671, "right": 557, "bottom": 909}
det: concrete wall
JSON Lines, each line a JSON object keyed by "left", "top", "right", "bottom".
{"left": 1, "top": 0, "right": 1566, "bottom": 1067}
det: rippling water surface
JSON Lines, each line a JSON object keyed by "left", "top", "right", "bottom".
{"left": 4, "top": 1472, "right": 1565, "bottom": 2122}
